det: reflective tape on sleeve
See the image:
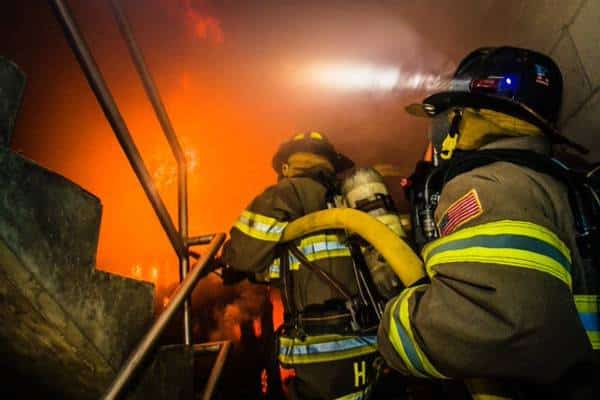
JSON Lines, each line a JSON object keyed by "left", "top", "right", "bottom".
{"left": 387, "top": 286, "right": 448, "bottom": 379}
{"left": 233, "top": 210, "right": 288, "bottom": 242}
{"left": 422, "top": 220, "right": 572, "bottom": 289}
{"left": 574, "top": 295, "right": 600, "bottom": 350}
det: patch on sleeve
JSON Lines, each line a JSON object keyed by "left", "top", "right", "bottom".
{"left": 437, "top": 189, "right": 483, "bottom": 236}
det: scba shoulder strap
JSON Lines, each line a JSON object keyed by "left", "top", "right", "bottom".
{"left": 432, "top": 149, "right": 600, "bottom": 267}
{"left": 278, "top": 242, "right": 381, "bottom": 336}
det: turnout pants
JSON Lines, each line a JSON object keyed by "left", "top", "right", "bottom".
{"left": 278, "top": 334, "right": 378, "bottom": 400}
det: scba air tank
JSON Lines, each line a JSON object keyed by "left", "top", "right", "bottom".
{"left": 341, "top": 168, "right": 406, "bottom": 238}
{"left": 341, "top": 168, "right": 404, "bottom": 299}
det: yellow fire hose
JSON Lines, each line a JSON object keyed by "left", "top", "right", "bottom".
{"left": 279, "top": 208, "right": 512, "bottom": 400}
{"left": 280, "top": 208, "right": 425, "bottom": 287}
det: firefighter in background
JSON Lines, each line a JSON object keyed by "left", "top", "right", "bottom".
{"left": 222, "top": 132, "right": 379, "bottom": 400}
{"left": 378, "top": 47, "right": 598, "bottom": 397}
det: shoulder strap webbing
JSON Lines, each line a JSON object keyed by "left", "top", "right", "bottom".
{"left": 437, "top": 149, "right": 593, "bottom": 238}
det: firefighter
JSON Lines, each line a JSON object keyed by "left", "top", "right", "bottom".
{"left": 222, "top": 132, "right": 379, "bottom": 400}
{"left": 377, "top": 47, "right": 598, "bottom": 397}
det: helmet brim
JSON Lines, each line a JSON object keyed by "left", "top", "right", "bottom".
{"left": 406, "top": 91, "right": 588, "bottom": 154}
{"left": 272, "top": 140, "right": 355, "bottom": 174}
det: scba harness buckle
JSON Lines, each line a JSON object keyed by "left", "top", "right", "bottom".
{"left": 345, "top": 298, "right": 379, "bottom": 334}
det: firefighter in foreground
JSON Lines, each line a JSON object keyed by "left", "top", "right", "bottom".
{"left": 378, "top": 46, "right": 599, "bottom": 397}
{"left": 221, "top": 132, "right": 384, "bottom": 400}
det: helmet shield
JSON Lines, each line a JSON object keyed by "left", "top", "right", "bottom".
{"left": 406, "top": 47, "right": 587, "bottom": 153}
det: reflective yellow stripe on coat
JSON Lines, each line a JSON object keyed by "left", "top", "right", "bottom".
{"left": 268, "top": 233, "right": 351, "bottom": 279}
{"left": 335, "top": 389, "right": 370, "bottom": 400}
{"left": 574, "top": 295, "right": 600, "bottom": 350}
{"left": 387, "top": 285, "right": 448, "bottom": 379}
{"left": 234, "top": 210, "right": 288, "bottom": 242}
{"left": 422, "top": 220, "right": 572, "bottom": 289}
{"left": 278, "top": 334, "right": 377, "bottom": 366}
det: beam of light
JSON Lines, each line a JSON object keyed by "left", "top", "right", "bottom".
{"left": 306, "top": 62, "right": 449, "bottom": 92}
{"left": 310, "top": 63, "right": 400, "bottom": 91}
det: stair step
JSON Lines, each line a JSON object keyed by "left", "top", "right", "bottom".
{"left": 0, "top": 148, "right": 155, "bottom": 398}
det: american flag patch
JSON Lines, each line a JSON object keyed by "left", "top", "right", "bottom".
{"left": 438, "top": 189, "right": 483, "bottom": 236}
{"left": 535, "top": 64, "right": 550, "bottom": 86}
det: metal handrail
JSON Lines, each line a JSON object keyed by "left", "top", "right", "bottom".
{"left": 199, "top": 341, "right": 231, "bottom": 400}
{"left": 49, "top": 1, "right": 230, "bottom": 398}
{"left": 107, "top": 0, "right": 194, "bottom": 345}
{"left": 48, "top": 0, "right": 186, "bottom": 258}
{"left": 101, "top": 233, "right": 225, "bottom": 400}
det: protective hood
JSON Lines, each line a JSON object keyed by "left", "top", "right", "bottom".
{"left": 430, "top": 108, "right": 543, "bottom": 157}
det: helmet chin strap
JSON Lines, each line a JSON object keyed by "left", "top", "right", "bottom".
{"left": 440, "top": 109, "right": 463, "bottom": 160}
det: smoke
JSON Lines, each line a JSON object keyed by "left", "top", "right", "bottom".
{"left": 147, "top": 135, "right": 199, "bottom": 190}
{"left": 190, "top": 274, "right": 270, "bottom": 343}
{"left": 7, "top": 0, "right": 456, "bottom": 305}
{"left": 175, "top": 0, "right": 224, "bottom": 45}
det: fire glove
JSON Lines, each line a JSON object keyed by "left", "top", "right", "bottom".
{"left": 213, "top": 257, "right": 249, "bottom": 285}
{"left": 363, "top": 247, "right": 402, "bottom": 299}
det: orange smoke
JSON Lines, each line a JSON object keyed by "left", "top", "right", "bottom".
{"left": 163, "top": 0, "right": 225, "bottom": 46}
{"left": 11, "top": 0, "right": 295, "bottom": 322}
{"left": 191, "top": 15, "right": 224, "bottom": 44}
{"left": 86, "top": 64, "right": 286, "bottom": 294}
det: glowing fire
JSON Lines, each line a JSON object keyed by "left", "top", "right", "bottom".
{"left": 253, "top": 318, "right": 262, "bottom": 338}
{"left": 132, "top": 264, "right": 142, "bottom": 278}
{"left": 261, "top": 369, "right": 268, "bottom": 395}
{"left": 270, "top": 288, "right": 284, "bottom": 331}
{"left": 147, "top": 137, "right": 199, "bottom": 191}
{"left": 129, "top": 262, "right": 163, "bottom": 284}
{"left": 181, "top": 0, "right": 224, "bottom": 45}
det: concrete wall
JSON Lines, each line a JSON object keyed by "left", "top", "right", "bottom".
{"left": 391, "top": 0, "right": 600, "bottom": 161}
{"left": 511, "top": 0, "right": 600, "bottom": 161}
{"left": 551, "top": 0, "right": 600, "bottom": 161}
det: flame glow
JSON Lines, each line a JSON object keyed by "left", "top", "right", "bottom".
{"left": 253, "top": 318, "right": 262, "bottom": 338}
{"left": 181, "top": 0, "right": 224, "bottom": 45}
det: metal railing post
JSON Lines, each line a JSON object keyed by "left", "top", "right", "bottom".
{"left": 49, "top": 1, "right": 230, "bottom": 398}
{"left": 48, "top": 0, "right": 186, "bottom": 258}
{"left": 201, "top": 341, "right": 231, "bottom": 400}
{"left": 107, "top": 0, "right": 193, "bottom": 345}
{"left": 101, "top": 233, "right": 225, "bottom": 400}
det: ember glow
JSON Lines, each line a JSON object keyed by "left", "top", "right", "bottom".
{"left": 253, "top": 318, "right": 262, "bottom": 338}
{"left": 8, "top": 1, "right": 448, "bottom": 347}
{"left": 181, "top": 0, "right": 225, "bottom": 45}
